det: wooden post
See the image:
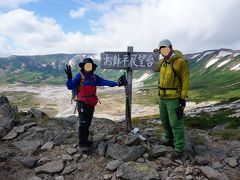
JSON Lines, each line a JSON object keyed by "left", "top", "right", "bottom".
{"left": 126, "top": 46, "right": 133, "bottom": 132}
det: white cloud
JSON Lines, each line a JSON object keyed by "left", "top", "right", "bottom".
{"left": 0, "top": 0, "right": 36, "bottom": 9}
{"left": 69, "top": 7, "right": 87, "bottom": 18}
{"left": 0, "top": 0, "right": 240, "bottom": 57}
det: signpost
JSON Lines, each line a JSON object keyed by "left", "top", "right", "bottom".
{"left": 101, "top": 46, "right": 159, "bottom": 132}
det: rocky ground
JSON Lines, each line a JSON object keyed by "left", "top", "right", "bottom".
{"left": 0, "top": 95, "right": 240, "bottom": 180}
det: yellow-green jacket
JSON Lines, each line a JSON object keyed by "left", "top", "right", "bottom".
{"left": 156, "top": 50, "right": 189, "bottom": 99}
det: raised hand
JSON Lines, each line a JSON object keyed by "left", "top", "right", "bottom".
{"left": 118, "top": 74, "right": 128, "bottom": 86}
{"left": 65, "top": 65, "right": 72, "bottom": 80}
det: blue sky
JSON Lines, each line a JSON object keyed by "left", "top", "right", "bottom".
{"left": 21, "top": 0, "right": 95, "bottom": 34}
{"left": 0, "top": 0, "right": 240, "bottom": 56}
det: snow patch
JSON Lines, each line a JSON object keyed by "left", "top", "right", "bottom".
{"left": 233, "top": 53, "right": 240, "bottom": 57}
{"left": 190, "top": 53, "right": 200, "bottom": 59}
{"left": 216, "top": 50, "right": 232, "bottom": 58}
{"left": 196, "top": 51, "right": 215, "bottom": 62}
{"left": 135, "top": 73, "right": 152, "bottom": 83}
{"left": 217, "top": 59, "right": 231, "bottom": 68}
{"left": 231, "top": 63, "right": 240, "bottom": 70}
{"left": 206, "top": 58, "right": 219, "bottom": 68}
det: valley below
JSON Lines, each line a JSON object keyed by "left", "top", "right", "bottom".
{"left": 0, "top": 83, "right": 218, "bottom": 121}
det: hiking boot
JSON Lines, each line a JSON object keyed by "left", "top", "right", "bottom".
{"left": 79, "top": 143, "right": 90, "bottom": 152}
{"left": 158, "top": 140, "right": 174, "bottom": 148}
{"left": 169, "top": 151, "right": 182, "bottom": 161}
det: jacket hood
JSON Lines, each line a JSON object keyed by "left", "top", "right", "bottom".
{"left": 170, "top": 50, "right": 184, "bottom": 61}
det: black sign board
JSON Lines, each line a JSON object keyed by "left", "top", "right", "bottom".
{"left": 101, "top": 52, "right": 159, "bottom": 70}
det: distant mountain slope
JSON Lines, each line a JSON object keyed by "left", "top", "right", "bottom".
{"left": 0, "top": 49, "right": 239, "bottom": 101}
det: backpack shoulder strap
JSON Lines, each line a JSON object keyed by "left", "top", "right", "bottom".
{"left": 171, "top": 58, "right": 188, "bottom": 85}
{"left": 78, "top": 72, "right": 85, "bottom": 91}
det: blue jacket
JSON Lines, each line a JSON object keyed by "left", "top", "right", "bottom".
{"left": 66, "top": 72, "right": 118, "bottom": 90}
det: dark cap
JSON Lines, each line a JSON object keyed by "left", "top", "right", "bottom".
{"left": 79, "top": 58, "right": 97, "bottom": 69}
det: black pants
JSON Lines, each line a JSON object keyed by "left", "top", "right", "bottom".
{"left": 77, "top": 101, "right": 95, "bottom": 146}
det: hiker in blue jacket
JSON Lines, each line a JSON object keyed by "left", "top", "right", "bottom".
{"left": 65, "top": 58, "right": 127, "bottom": 151}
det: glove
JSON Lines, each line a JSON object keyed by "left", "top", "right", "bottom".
{"left": 65, "top": 65, "right": 72, "bottom": 80}
{"left": 179, "top": 98, "right": 186, "bottom": 109}
{"left": 118, "top": 74, "right": 128, "bottom": 86}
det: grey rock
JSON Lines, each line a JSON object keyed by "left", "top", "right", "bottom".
{"left": 116, "top": 162, "right": 159, "bottom": 180}
{"left": 34, "top": 160, "right": 64, "bottom": 174}
{"left": 20, "top": 131, "right": 44, "bottom": 142}
{"left": 194, "top": 144, "right": 226, "bottom": 161}
{"left": 62, "top": 154, "right": 73, "bottom": 162}
{"left": 224, "top": 157, "right": 238, "bottom": 168}
{"left": 98, "top": 141, "right": 108, "bottom": 157}
{"left": 200, "top": 166, "right": 229, "bottom": 180}
{"left": 12, "top": 140, "right": 41, "bottom": 155}
{"left": 2, "top": 131, "right": 17, "bottom": 140}
{"left": 0, "top": 101, "right": 17, "bottom": 138}
{"left": 123, "top": 134, "right": 140, "bottom": 146}
{"left": 92, "top": 132, "right": 106, "bottom": 141}
{"left": 62, "top": 164, "right": 77, "bottom": 175}
{"left": 0, "top": 95, "right": 9, "bottom": 105}
{"left": 0, "top": 126, "right": 8, "bottom": 139}
{"left": 27, "top": 176, "right": 42, "bottom": 180}
{"left": 67, "top": 147, "right": 77, "bottom": 155}
{"left": 55, "top": 176, "right": 64, "bottom": 180}
{"left": 21, "top": 156, "right": 38, "bottom": 168}
{"left": 0, "top": 152, "right": 9, "bottom": 162}
{"left": 194, "top": 156, "right": 211, "bottom": 166}
{"left": 73, "top": 153, "right": 83, "bottom": 163}
{"left": 22, "top": 122, "right": 37, "bottom": 129}
{"left": 186, "top": 175, "right": 193, "bottom": 180}
{"left": 212, "top": 162, "right": 223, "bottom": 170}
{"left": 106, "top": 160, "right": 124, "bottom": 171}
{"left": 28, "top": 126, "right": 46, "bottom": 133}
{"left": 41, "top": 141, "right": 54, "bottom": 150}
{"left": 185, "top": 166, "right": 193, "bottom": 175}
{"left": 11, "top": 125, "right": 25, "bottom": 134}
{"left": 38, "top": 157, "right": 51, "bottom": 166}
{"left": 103, "top": 174, "right": 112, "bottom": 180}
{"left": 54, "top": 135, "right": 65, "bottom": 145}
{"left": 159, "top": 170, "right": 169, "bottom": 179}
{"left": 106, "top": 143, "right": 146, "bottom": 162}
{"left": 150, "top": 145, "right": 168, "bottom": 158}
{"left": 28, "top": 108, "right": 47, "bottom": 118}
{"left": 43, "top": 130, "right": 55, "bottom": 142}
{"left": 227, "top": 141, "right": 240, "bottom": 157}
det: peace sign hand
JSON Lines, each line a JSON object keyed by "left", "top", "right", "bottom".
{"left": 65, "top": 65, "right": 72, "bottom": 80}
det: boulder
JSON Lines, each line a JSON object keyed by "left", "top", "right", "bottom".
{"left": 0, "top": 96, "right": 17, "bottom": 138}
{"left": 106, "top": 143, "right": 147, "bottom": 162}
{"left": 27, "top": 176, "right": 42, "bottom": 180}
{"left": 34, "top": 160, "right": 64, "bottom": 174}
{"left": 98, "top": 141, "right": 108, "bottom": 157}
{"left": 21, "top": 156, "right": 38, "bottom": 168}
{"left": 200, "top": 166, "right": 229, "bottom": 180}
{"left": 61, "top": 154, "right": 73, "bottom": 162}
{"left": 12, "top": 140, "right": 41, "bottom": 155}
{"left": 28, "top": 108, "right": 47, "bottom": 118}
{"left": 66, "top": 147, "right": 77, "bottom": 155}
{"left": 116, "top": 162, "right": 159, "bottom": 180}
{"left": 150, "top": 145, "right": 168, "bottom": 158}
{"left": 62, "top": 164, "right": 77, "bottom": 175}
{"left": 106, "top": 160, "right": 124, "bottom": 171}
{"left": 41, "top": 141, "right": 55, "bottom": 150}
{"left": 224, "top": 157, "right": 238, "bottom": 168}
{"left": 2, "top": 131, "right": 17, "bottom": 140}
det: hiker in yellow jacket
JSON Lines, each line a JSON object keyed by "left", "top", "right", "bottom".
{"left": 155, "top": 39, "right": 189, "bottom": 160}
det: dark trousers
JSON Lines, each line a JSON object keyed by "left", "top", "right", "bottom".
{"left": 77, "top": 101, "right": 95, "bottom": 146}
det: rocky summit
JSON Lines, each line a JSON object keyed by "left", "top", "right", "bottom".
{"left": 0, "top": 95, "right": 240, "bottom": 180}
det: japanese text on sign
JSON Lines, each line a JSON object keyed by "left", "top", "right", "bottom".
{"left": 100, "top": 52, "right": 159, "bottom": 70}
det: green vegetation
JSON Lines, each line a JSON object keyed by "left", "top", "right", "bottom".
{"left": 210, "top": 130, "right": 240, "bottom": 140}
{"left": 183, "top": 109, "right": 239, "bottom": 129}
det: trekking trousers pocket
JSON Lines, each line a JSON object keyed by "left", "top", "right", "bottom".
{"left": 175, "top": 107, "right": 184, "bottom": 120}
